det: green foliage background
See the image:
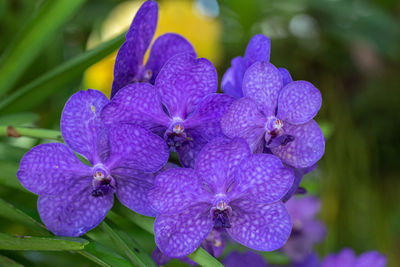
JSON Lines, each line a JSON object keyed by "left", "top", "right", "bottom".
{"left": 0, "top": 0, "right": 399, "bottom": 266}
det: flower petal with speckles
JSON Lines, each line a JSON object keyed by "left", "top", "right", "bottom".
{"left": 101, "top": 82, "right": 170, "bottom": 133}
{"left": 106, "top": 123, "right": 169, "bottom": 172}
{"left": 221, "top": 97, "right": 266, "bottom": 152}
{"left": 154, "top": 203, "right": 213, "bottom": 258}
{"left": 227, "top": 200, "right": 292, "bottom": 251}
{"left": 17, "top": 143, "right": 92, "bottom": 196}
{"left": 145, "top": 33, "right": 196, "bottom": 84}
{"left": 277, "top": 81, "right": 322, "bottom": 125}
{"left": 149, "top": 168, "right": 210, "bottom": 215}
{"left": 155, "top": 53, "right": 217, "bottom": 118}
{"left": 242, "top": 61, "right": 283, "bottom": 116}
{"left": 232, "top": 153, "right": 294, "bottom": 204}
{"left": 60, "top": 89, "right": 108, "bottom": 164}
{"left": 38, "top": 178, "right": 113, "bottom": 237}
{"left": 195, "top": 138, "right": 251, "bottom": 194}
{"left": 271, "top": 120, "right": 325, "bottom": 168}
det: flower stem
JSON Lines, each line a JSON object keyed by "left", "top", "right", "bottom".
{"left": 0, "top": 126, "right": 63, "bottom": 141}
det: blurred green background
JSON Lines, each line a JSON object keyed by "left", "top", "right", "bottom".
{"left": 0, "top": 0, "right": 399, "bottom": 266}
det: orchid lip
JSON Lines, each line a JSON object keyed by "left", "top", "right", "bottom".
{"left": 91, "top": 164, "right": 114, "bottom": 197}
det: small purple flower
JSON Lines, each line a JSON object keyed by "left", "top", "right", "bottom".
{"left": 223, "top": 251, "right": 268, "bottom": 267}
{"left": 221, "top": 34, "right": 271, "bottom": 99}
{"left": 283, "top": 196, "right": 326, "bottom": 262}
{"left": 221, "top": 61, "right": 325, "bottom": 168}
{"left": 322, "top": 248, "right": 387, "bottom": 267}
{"left": 17, "top": 90, "right": 169, "bottom": 236}
{"left": 148, "top": 138, "right": 294, "bottom": 257}
{"left": 111, "top": 0, "right": 196, "bottom": 97}
{"left": 102, "top": 53, "right": 234, "bottom": 168}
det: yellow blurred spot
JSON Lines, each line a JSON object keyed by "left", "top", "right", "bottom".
{"left": 83, "top": 0, "right": 221, "bottom": 98}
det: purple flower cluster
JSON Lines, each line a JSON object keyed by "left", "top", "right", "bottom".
{"left": 19, "top": 0, "right": 376, "bottom": 264}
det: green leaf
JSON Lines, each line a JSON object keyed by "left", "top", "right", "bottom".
{"left": 101, "top": 221, "right": 157, "bottom": 267}
{"left": 0, "top": 254, "right": 24, "bottom": 267}
{"left": 0, "top": 198, "right": 47, "bottom": 236}
{"left": 0, "top": 0, "right": 86, "bottom": 97}
{"left": 0, "top": 198, "right": 132, "bottom": 266}
{"left": 0, "top": 233, "right": 88, "bottom": 251}
{"left": 0, "top": 162, "right": 25, "bottom": 191}
{"left": 0, "top": 31, "right": 126, "bottom": 112}
{"left": 79, "top": 241, "right": 132, "bottom": 267}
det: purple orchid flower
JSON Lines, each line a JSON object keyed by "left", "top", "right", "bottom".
{"left": 221, "top": 34, "right": 271, "bottom": 99}
{"left": 111, "top": 0, "right": 196, "bottom": 98}
{"left": 17, "top": 90, "right": 169, "bottom": 237}
{"left": 148, "top": 138, "right": 294, "bottom": 257}
{"left": 102, "top": 52, "right": 234, "bottom": 168}
{"left": 152, "top": 229, "right": 225, "bottom": 266}
{"left": 283, "top": 196, "right": 326, "bottom": 262}
{"left": 221, "top": 61, "right": 325, "bottom": 169}
{"left": 322, "top": 248, "right": 387, "bottom": 267}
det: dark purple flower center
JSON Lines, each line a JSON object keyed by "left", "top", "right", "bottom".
{"left": 91, "top": 165, "right": 115, "bottom": 197}
{"left": 164, "top": 119, "right": 191, "bottom": 148}
{"left": 211, "top": 199, "right": 232, "bottom": 229}
{"left": 264, "top": 116, "right": 294, "bottom": 148}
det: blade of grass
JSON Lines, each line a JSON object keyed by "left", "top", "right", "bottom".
{"left": 0, "top": 198, "right": 47, "bottom": 236}
{"left": 101, "top": 220, "right": 157, "bottom": 267}
{"left": 0, "top": 198, "right": 132, "bottom": 266}
{"left": 79, "top": 241, "right": 132, "bottom": 267}
{"left": 0, "top": 162, "right": 25, "bottom": 191}
{"left": 0, "top": 255, "right": 24, "bottom": 267}
{"left": 0, "top": 32, "right": 125, "bottom": 112}
{"left": 0, "top": 0, "right": 86, "bottom": 97}
{"left": 0, "top": 233, "right": 88, "bottom": 251}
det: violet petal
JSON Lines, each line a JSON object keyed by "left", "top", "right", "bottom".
{"left": 114, "top": 170, "right": 156, "bottom": 217}
{"left": 277, "top": 81, "right": 322, "bottom": 125}
{"left": 244, "top": 34, "right": 271, "bottom": 68}
{"left": 355, "top": 251, "right": 387, "bottom": 267}
{"left": 227, "top": 200, "right": 292, "bottom": 251}
{"left": 154, "top": 203, "right": 213, "bottom": 258}
{"left": 242, "top": 61, "right": 283, "bottom": 116}
{"left": 233, "top": 153, "right": 294, "bottom": 204}
{"left": 221, "top": 97, "right": 266, "bottom": 152}
{"left": 195, "top": 138, "right": 251, "bottom": 194}
{"left": 17, "top": 143, "right": 92, "bottom": 196}
{"left": 271, "top": 120, "right": 325, "bottom": 168}
{"left": 278, "top": 67, "right": 293, "bottom": 86}
{"left": 60, "top": 89, "right": 108, "bottom": 164}
{"left": 145, "top": 33, "right": 196, "bottom": 84}
{"left": 155, "top": 53, "right": 217, "bottom": 118}
{"left": 221, "top": 56, "right": 246, "bottom": 99}
{"left": 111, "top": 0, "right": 158, "bottom": 97}
{"left": 149, "top": 168, "right": 210, "bottom": 215}
{"left": 38, "top": 178, "right": 113, "bottom": 237}
{"left": 106, "top": 123, "right": 169, "bottom": 172}
{"left": 102, "top": 83, "right": 170, "bottom": 132}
